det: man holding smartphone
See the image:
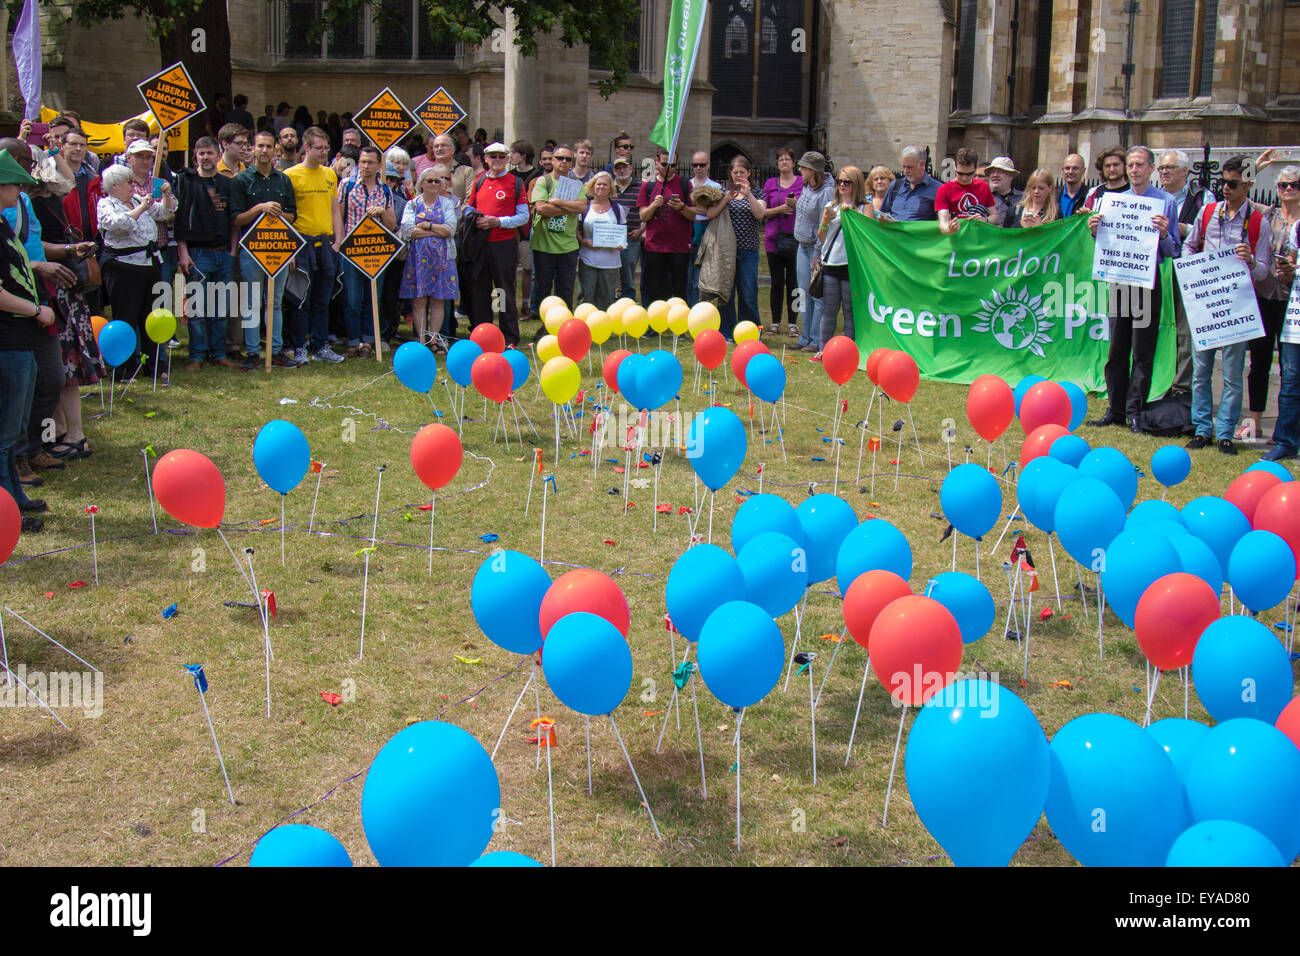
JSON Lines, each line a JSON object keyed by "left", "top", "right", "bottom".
{"left": 176, "top": 137, "right": 238, "bottom": 370}
{"left": 637, "top": 149, "right": 695, "bottom": 302}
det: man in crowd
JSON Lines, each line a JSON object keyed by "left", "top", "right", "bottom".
{"left": 880, "top": 146, "right": 941, "bottom": 221}
{"left": 332, "top": 144, "right": 395, "bottom": 357}
{"left": 510, "top": 140, "right": 541, "bottom": 318}
{"left": 1087, "top": 146, "right": 1181, "bottom": 433}
{"left": 986, "top": 156, "right": 1023, "bottom": 227}
{"left": 1083, "top": 146, "right": 1129, "bottom": 209}
{"left": 272, "top": 102, "right": 293, "bottom": 135}
{"left": 936, "top": 147, "right": 997, "bottom": 234}
{"left": 47, "top": 114, "right": 98, "bottom": 177}
{"left": 685, "top": 150, "right": 720, "bottom": 305}
{"left": 276, "top": 125, "right": 300, "bottom": 171}
{"left": 285, "top": 127, "right": 344, "bottom": 363}
{"left": 572, "top": 139, "right": 596, "bottom": 184}
{"left": 217, "top": 124, "right": 249, "bottom": 177}
{"left": 605, "top": 132, "right": 634, "bottom": 174}
{"left": 421, "top": 134, "right": 473, "bottom": 206}
{"left": 613, "top": 155, "right": 644, "bottom": 303}
{"left": 638, "top": 149, "right": 694, "bottom": 301}
{"left": 465, "top": 142, "right": 530, "bottom": 346}
{"left": 1057, "top": 153, "right": 1087, "bottom": 218}
{"left": 334, "top": 127, "right": 361, "bottom": 165}
{"left": 175, "top": 137, "right": 239, "bottom": 371}
{"left": 538, "top": 146, "right": 554, "bottom": 178}
{"left": 227, "top": 94, "right": 255, "bottom": 133}
{"left": 1159, "top": 148, "right": 1211, "bottom": 395}
{"left": 113, "top": 119, "right": 151, "bottom": 168}
{"left": 1182, "top": 156, "right": 1271, "bottom": 455}
{"left": 530, "top": 143, "right": 589, "bottom": 310}
{"left": 230, "top": 129, "right": 301, "bottom": 368}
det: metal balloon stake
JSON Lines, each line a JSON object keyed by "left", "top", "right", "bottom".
{"left": 359, "top": 464, "right": 385, "bottom": 660}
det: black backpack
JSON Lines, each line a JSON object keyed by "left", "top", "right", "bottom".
{"left": 1140, "top": 391, "right": 1193, "bottom": 436}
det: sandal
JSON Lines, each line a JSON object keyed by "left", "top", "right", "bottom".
{"left": 1234, "top": 420, "right": 1257, "bottom": 440}
{"left": 48, "top": 439, "right": 91, "bottom": 460}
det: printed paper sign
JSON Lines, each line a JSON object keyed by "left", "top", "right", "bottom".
{"left": 352, "top": 88, "right": 419, "bottom": 153}
{"left": 1091, "top": 192, "right": 1162, "bottom": 289}
{"left": 1175, "top": 247, "right": 1264, "bottom": 351}
{"left": 137, "top": 62, "right": 205, "bottom": 132}
{"left": 338, "top": 215, "right": 402, "bottom": 280}
{"left": 239, "top": 213, "right": 306, "bottom": 279}
{"left": 1281, "top": 267, "right": 1300, "bottom": 345}
{"left": 552, "top": 175, "right": 583, "bottom": 202}
{"left": 592, "top": 223, "right": 628, "bottom": 248}
{"left": 414, "top": 87, "right": 467, "bottom": 138}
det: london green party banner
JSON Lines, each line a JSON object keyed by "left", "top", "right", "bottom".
{"left": 841, "top": 211, "right": 1175, "bottom": 396}
{"left": 650, "top": 0, "right": 708, "bottom": 161}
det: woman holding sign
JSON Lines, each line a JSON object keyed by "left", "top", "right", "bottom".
{"left": 1263, "top": 167, "right": 1300, "bottom": 462}
{"left": 399, "top": 166, "right": 458, "bottom": 353}
{"left": 577, "top": 172, "right": 625, "bottom": 310}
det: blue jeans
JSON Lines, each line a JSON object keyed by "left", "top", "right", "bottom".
{"left": 341, "top": 259, "right": 376, "bottom": 345}
{"left": 1191, "top": 341, "right": 1246, "bottom": 440}
{"left": 796, "top": 243, "right": 824, "bottom": 348}
{"left": 187, "top": 247, "right": 234, "bottom": 362}
{"left": 239, "top": 249, "right": 285, "bottom": 356}
{"left": 620, "top": 239, "right": 642, "bottom": 302}
{"left": 0, "top": 349, "right": 36, "bottom": 506}
{"left": 1274, "top": 342, "right": 1300, "bottom": 454}
{"left": 719, "top": 249, "right": 760, "bottom": 340}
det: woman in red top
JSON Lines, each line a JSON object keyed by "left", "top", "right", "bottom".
{"left": 761, "top": 148, "right": 802, "bottom": 336}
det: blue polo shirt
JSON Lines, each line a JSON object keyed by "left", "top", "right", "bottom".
{"left": 1058, "top": 183, "right": 1086, "bottom": 218}
{"left": 882, "top": 174, "right": 941, "bottom": 222}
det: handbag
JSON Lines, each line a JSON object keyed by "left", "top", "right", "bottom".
{"left": 774, "top": 231, "right": 798, "bottom": 256}
{"left": 808, "top": 260, "right": 824, "bottom": 298}
{"left": 65, "top": 228, "right": 102, "bottom": 293}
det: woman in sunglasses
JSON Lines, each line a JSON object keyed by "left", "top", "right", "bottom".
{"left": 399, "top": 165, "right": 458, "bottom": 352}
{"left": 1262, "top": 165, "right": 1300, "bottom": 461}
{"left": 813, "top": 166, "right": 876, "bottom": 359}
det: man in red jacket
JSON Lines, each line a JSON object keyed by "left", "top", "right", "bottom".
{"left": 465, "top": 143, "right": 530, "bottom": 347}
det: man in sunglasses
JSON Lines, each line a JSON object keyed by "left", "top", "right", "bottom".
{"left": 637, "top": 148, "right": 696, "bottom": 301}
{"left": 530, "top": 145, "right": 588, "bottom": 312}
{"left": 686, "top": 150, "right": 720, "bottom": 305}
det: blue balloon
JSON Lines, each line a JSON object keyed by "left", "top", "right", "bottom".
{"left": 253, "top": 420, "right": 310, "bottom": 494}
{"left": 746, "top": 352, "right": 786, "bottom": 403}
{"left": 1183, "top": 718, "right": 1300, "bottom": 862}
{"left": 541, "top": 612, "right": 633, "bottom": 716}
{"left": 1151, "top": 445, "right": 1192, "bottom": 487}
{"left": 1045, "top": 713, "right": 1189, "bottom": 866}
{"left": 1166, "top": 820, "right": 1286, "bottom": 867}
{"left": 361, "top": 721, "right": 500, "bottom": 866}
{"left": 1054, "top": 477, "right": 1126, "bottom": 566}
{"left": 1168, "top": 534, "right": 1223, "bottom": 595}
{"left": 1078, "top": 447, "right": 1138, "bottom": 511}
{"left": 1099, "top": 531, "right": 1182, "bottom": 628}
{"left": 905, "top": 679, "right": 1050, "bottom": 866}
{"left": 1147, "top": 718, "right": 1211, "bottom": 784}
{"left": 393, "top": 341, "right": 436, "bottom": 393}
{"left": 1017, "top": 456, "right": 1077, "bottom": 533}
{"left": 795, "top": 494, "right": 858, "bottom": 585}
{"left": 1013, "top": 375, "right": 1046, "bottom": 416}
{"left": 1228, "top": 530, "right": 1297, "bottom": 613}
{"left": 1182, "top": 496, "right": 1252, "bottom": 572}
{"left": 927, "top": 572, "right": 994, "bottom": 644}
{"left": 737, "top": 531, "right": 808, "bottom": 617}
{"left": 1246, "top": 460, "right": 1294, "bottom": 483}
{"left": 697, "top": 601, "right": 785, "bottom": 708}
{"left": 251, "top": 824, "right": 352, "bottom": 867}
{"left": 471, "top": 850, "right": 544, "bottom": 867}
{"left": 637, "top": 349, "right": 683, "bottom": 410}
{"left": 687, "top": 407, "right": 747, "bottom": 491}
{"left": 1049, "top": 433, "right": 1090, "bottom": 468}
{"left": 1139, "top": 519, "right": 1192, "bottom": 543}
{"left": 99, "top": 319, "right": 138, "bottom": 368}
{"left": 835, "top": 518, "right": 913, "bottom": 595}
{"left": 446, "top": 339, "right": 482, "bottom": 387}
{"left": 940, "top": 463, "right": 1002, "bottom": 539}
{"left": 617, "top": 353, "right": 649, "bottom": 409}
{"left": 471, "top": 550, "right": 551, "bottom": 655}
{"left": 666, "top": 544, "right": 747, "bottom": 642}
{"left": 731, "top": 493, "right": 804, "bottom": 556}
{"left": 1061, "top": 381, "right": 1088, "bottom": 431}
{"left": 1126, "top": 499, "right": 1186, "bottom": 530}
{"left": 1192, "top": 617, "right": 1294, "bottom": 723}
{"left": 504, "top": 348, "right": 531, "bottom": 391}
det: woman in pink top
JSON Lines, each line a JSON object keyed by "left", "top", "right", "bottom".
{"left": 761, "top": 148, "right": 802, "bottom": 335}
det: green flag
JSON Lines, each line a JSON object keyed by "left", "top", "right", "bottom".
{"left": 841, "top": 212, "right": 1175, "bottom": 396}
{"left": 650, "top": 0, "right": 708, "bottom": 161}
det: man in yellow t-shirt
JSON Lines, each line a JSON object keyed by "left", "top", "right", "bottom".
{"left": 284, "top": 127, "right": 345, "bottom": 362}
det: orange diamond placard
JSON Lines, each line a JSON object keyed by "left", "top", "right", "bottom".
{"left": 353, "top": 88, "right": 418, "bottom": 153}
{"left": 137, "top": 62, "right": 205, "bottom": 132}
{"left": 338, "top": 215, "right": 401, "bottom": 280}
{"left": 414, "top": 87, "right": 467, "bottom": 138}
{"left": 239, "top": 213, "right": 306, "bottom": 279}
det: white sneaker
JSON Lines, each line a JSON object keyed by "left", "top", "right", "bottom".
{"left": 313, "top": 345, "right": 345, "bottom": 364}
{"left": 293, "top": 346, "right": 309, "bottom": 365}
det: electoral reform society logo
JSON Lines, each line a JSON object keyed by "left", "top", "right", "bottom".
{"left": 971, "top": 287, "right": 1053, "bottom": 357}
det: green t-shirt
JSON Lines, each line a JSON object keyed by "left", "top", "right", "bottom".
{"left": 529, "top": 175, "right": 581, "bottom": 254}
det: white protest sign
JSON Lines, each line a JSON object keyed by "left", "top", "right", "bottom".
{"left": 1092, "top": 192, "right": 1162, "bottom": 289}
{"left": 1282, "top": 269, "right": 1300, "bottom": 345}
{"left": 552, "top": 175, "right": 583, "bottom": 202}
{"left": 592, "top": 222, "right": 628, "bottom": 248}
{"left": 1175, "top": 247, "right": 1264, "bottom": 351}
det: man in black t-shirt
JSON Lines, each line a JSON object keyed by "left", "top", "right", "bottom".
{"left": 175, "top": 137, "right": 239, "bottom": 369}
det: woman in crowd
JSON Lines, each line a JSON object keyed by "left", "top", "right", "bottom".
{"left": 705, "top": 155, "right": 766, "bottom": 340}
{"left": 1248, "top": 164, "right": 1300, "bottom": 443}
{"left": 1005, "top": 168, "right": 1060, "bottom": 228}
{"left": 385, "top": 147, "right": 415, "bottom": 199}
{"left": 761, "top": 147, "right": 802, "bottom": 336}
{"left": 399, "top": 165, "right": 458, "bottom": 352}
{"left": 793, "top": 151, "right": 834, "bottom": 353}
{"left": 868, "top": 165, "right": 895, "bottom": 214}
{"left": 814, "top": 165, "right": 875, "bottom": 358}
{"left": 577, "top": 171, "right": 625, "bottom": 309}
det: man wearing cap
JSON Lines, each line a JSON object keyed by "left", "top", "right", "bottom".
{"left": 465, "top": 142, "right": 530, "bottom": 346}
{"left": 985, "top": 156, "right": 1023, "bottom": 227}
{"left": 880, "top": 146, "right": 941, "bottom": 222}
{"left": 530, "top": 144, "right": 588, "bottom": 311}
{"left": 612, "top": 154, "right": 644, "bottom": 303}
{"left": 685, "top": 150, "right": 720, "bottom": 306}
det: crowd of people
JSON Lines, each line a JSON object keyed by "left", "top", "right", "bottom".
{"left": 3, "top": 96, "right": 1297, "bottom": 536}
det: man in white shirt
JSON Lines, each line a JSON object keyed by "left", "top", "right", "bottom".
{"left": 686, "top": 150, "right": 720, "bottom": 305}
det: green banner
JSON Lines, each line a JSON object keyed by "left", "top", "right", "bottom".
{"left": 841, "top": 212, "right": 1175, "bottom": 396}
{"left": 650, "top": 0, "right": 708, "bottom": 161}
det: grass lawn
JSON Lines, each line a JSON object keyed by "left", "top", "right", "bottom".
{"left": 0, "top": 314, "right": 1288, "bottom": 867}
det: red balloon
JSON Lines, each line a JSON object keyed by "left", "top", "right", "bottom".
{"left": 1134, "top": 572, "right": 1221, "bottom": 670}
{"left": 1277, "top": 696, "right": 1300, "bottom": 753}
{"left": 1019, "top": 423, "right": 1070, "bottom": 471}
{"left": 1019, "top": 381, "right": 1072, "bottom": 435}
{"left": 821, "top": 335, "right": 860, "bottom": 385}
{"left": 471, "top": 352, "right": 513, "bottom": 403}
{"left": 966, "top": 376, "right": 1014, "bottom": 442}
{"left": 693, "top": 329, "right": 727, "bottom": 370}
{"left": 539, "top": 569, "right": 630, "bottom": 639}
{"left": 410, "top": 423, "right": 463, "bottom": 491}
{"left": 1253, "top": 482, "right": 1300, "bottom": 578}
{"left": 603, "top": 349, "right": 631, "bottom": 392}
{"left": 731, "top": 340, "right": 770, "bottom": 388}
{"left": 1225, "top": 470, "right": 1282, "bottom": 525}
{"left": 878, "top": 351, "right": 919, "bottom": 403}
{"left": 153, "top": 450, "right": 225, "bottom": 528}
{"left": 557, "top": 318, "right": 592, "bottom": 362}
{"left": 469, "top": 323, "right": 505, "bottom": 353}
{"left": 865, "top": 347, "right": 891, "bottom": 385}
{"left": 843, "top": 570, "right": 912, "bottom": 650}
{"left": 0, "top": 486, "right": 19, "bottom": 565}
{"left": 868, "top": 595, "right": 963, "bottom": 706}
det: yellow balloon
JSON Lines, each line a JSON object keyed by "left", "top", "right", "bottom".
{"left": 607, "top": 306, "right": 625, "bottom": 335}
{"left": 667, "top": 303, "right": 690, "bottom": 336}
{"left": 646, "top": 300, "right": 670, "bottom": 334}
{"left": 574, "top": 302, "right": 597, "bottom": 321}
{"left": 734, "top": 320, "right": 761, "bottom": 342}
{"left": 622, "top": 305, "right": 650, "bottom": 338}
{"left": 687, "top": 301, "right": 722, "bottom": 337}
{"left": 543, "top": 304, "right": 573, "bottom": 335}
{"left": 666, "top": 297, "right": 687, "bottom": 310}
{"left": 586, "top": 310, "right": 613, "bottom": 345}
{"left": 539, "top": 296, "right": 565, "bottom": 320}
{"left": 540, "top": 356, "right": 582, "bottom": 405}
{"left": 537, "top": 334, "right": 562, "bottom": 363}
